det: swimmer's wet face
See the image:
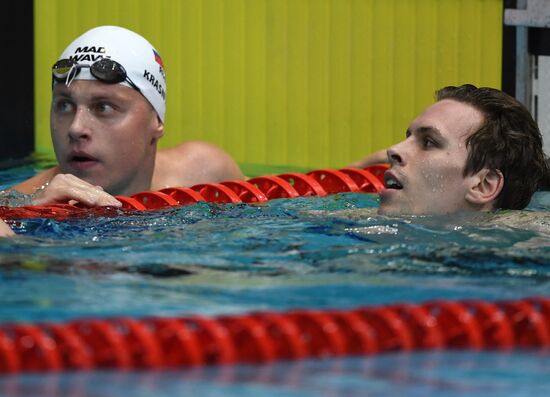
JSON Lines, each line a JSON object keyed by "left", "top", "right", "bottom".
{"left": 50, "top": 80, "right": 163, "bottom": 196}
{"left": 378, "top": 99, "right": 487, "bottom": 215}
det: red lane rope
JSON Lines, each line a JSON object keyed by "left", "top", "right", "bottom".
{"left": 0, "top": 165, "right": 389, "bottom": 221}
{"left": 1, "top": 297, "right": 549, "bottom": 373}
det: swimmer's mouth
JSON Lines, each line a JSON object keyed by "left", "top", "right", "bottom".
{"left": 72, "top": 156, "right": 95, "bottom": 162}
{"left": 384, "top": 173, "right": 403, "bottom": 190}
{"left": 68, "top": 152, "right": 99, "bottom": 164}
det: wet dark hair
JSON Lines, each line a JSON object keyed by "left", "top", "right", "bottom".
{"left": 436, "top": 84, "right": 549, "bottom": 210}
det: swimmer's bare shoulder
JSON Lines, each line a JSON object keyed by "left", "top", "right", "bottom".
{"left": 152, "top": 141, "right": 245, "bottom": 190}
{"left": 488, "top": 210, "right": 550, "bottom": 234}
{"left": 485, "top": 210, "right": 550, "bottom": 248}
{"left": 311, "top": 206, "right": 550, "bottom": 232}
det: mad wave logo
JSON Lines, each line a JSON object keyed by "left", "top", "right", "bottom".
{"left": 75, "top": 46, "right": 106, "bottom": 53}
{"left": 144, "top": 70, "right": 166, "bottom": 100}
{"left": 68, "top": 46, "right": 108, "bottom": 62}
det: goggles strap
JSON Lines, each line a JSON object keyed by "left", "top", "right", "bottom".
{"left": 64, "top": 63, "right": 79, "bottom": 87}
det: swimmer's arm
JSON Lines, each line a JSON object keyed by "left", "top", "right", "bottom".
{"left": 10, "top": 166, "right": 59, "bottom": 194}
{"left": 153, "top": 141, "right": 245, "bottom": 189}
{"left": 0, "top": 219, "right": 14, "bottom": 237}
{"left": 348, "top": 149, "right": 388, "bottom": 168}
{"left": 10, "top": 167, "right": 120, "bottom": 207}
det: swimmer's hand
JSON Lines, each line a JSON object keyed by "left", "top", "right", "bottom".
{"left": 0, "top": 219, "right": 14, "bottom": 237}
{"left": 348, "top": 149, "right": 388, "bottom": 169}
{"left": 31, "top": 174, "right": 122, "bottom": 207}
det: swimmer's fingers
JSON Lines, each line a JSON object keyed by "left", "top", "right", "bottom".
{"left": 31, "top": 174, "right": 121, "bottom": 207}
{"left": 348, "top": 149, "right": 389, "bottom": 168}
{"left": 0, "top": 219, "right": 14, "bottom": 237}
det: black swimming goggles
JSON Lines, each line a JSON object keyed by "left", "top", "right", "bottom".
{"left": 52, "top": 58, "right": 141, "bottom": 92}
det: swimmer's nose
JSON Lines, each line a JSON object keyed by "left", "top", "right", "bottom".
{"left": 387, "top": 146, "right": 404, "bottom": 166}
{"left": 68, "top": 107, "right": 92, "bottom": 141}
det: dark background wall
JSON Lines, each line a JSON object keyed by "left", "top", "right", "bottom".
{"left": 0, "top": 0, "right": 34, "bottom": 165}
{"left": 502, "top": 0, "right": 550, "bottom": 97}
{"left": 502, "top": 0, "right": 517, "bottom": 96}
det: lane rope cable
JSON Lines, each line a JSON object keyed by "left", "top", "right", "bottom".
{"left": 1, "top": 297, "right": 549, "bottom": 373}
{"left": 0, "top": 165, "right": 389, "bottom": 220}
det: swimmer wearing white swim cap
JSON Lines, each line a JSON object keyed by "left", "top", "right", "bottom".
{"left": 54, "top": 26, "right": 167, "bottom": 122}
{"left": 11, "top": 25, "right": 244, "bottom": 206}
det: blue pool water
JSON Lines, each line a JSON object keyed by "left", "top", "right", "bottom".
{"left": 1, "top": 164, "right": 550, "bottom": 396}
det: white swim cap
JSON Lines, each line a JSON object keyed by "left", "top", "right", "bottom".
{"left": 57, "top": 25, "right": 167, "bottom": 122}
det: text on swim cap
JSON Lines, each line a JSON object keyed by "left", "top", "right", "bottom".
{"left": 69, "top": 46, "right": 107, "bottom": 63}
{"left": 75, "top": 46, "right": 106, "bottom": 54}
{"left": 143, "top": 70, "right": 166, "bottom": 100}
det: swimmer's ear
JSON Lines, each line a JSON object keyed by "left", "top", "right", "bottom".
{"left": 465, "top": 168, "right": 504, "bottom": 209}
{"left": 151, "top": 115, "right": 164, "bottom": 143}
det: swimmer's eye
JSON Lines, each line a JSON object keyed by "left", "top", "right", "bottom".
{"left": 422, "top": 136, "right": 438, "bottom": 149}
{"left": 93, "top": 102, "right": 116, "bottom": 114}
{"left": 53, "top": 99, "right": 74, "bottom": 114}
